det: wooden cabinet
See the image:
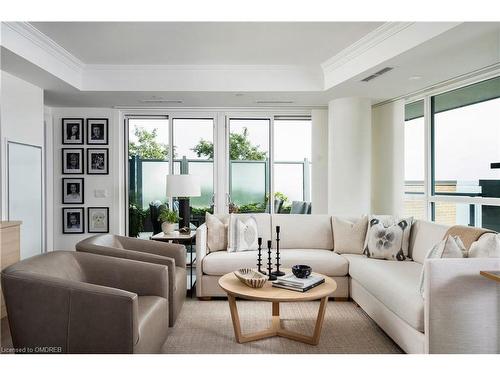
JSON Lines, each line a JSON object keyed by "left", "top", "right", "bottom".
{"left": 1, "top": 221, "right": 21, "bottom": 319}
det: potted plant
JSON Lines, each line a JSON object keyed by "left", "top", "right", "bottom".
{"left": 158, "top": 208, "right": 180, "bottom": 234}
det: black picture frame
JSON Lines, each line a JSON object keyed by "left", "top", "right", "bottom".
{"left": 62, "top": 178, "right": 84, "bottom": 204}
{"left": 62, "top": 207, "right": 85, "bottom": 234}
{"left": 87, "top": 148, "right": 109, "bottom": 174}
{"left": 87, "top": 118, "right": 109, "bottom": 145}
{"left": 62, "top": 148, "right": 84, "bottom": 174}
{"left": 62, "top": 118, "right": 84, "bottom": 145}
{"left": 88, "top": 207, "right": 110, "bottom": 233}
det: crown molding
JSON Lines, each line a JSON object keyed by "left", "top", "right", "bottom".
{"left": 3, "top": 22, "right": 85, "bottom": 73}
{"left": 321, "top": 22, "right": 414, "bottom": 74}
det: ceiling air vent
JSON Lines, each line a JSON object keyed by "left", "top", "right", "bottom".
{"left": 361, "top": 67, "right": 394, "bottom": 82}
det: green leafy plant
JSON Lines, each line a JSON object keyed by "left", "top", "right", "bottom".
{"left": 129, "top": 127, "right": 175, "bottom": 160}
{"left": 192, "top": 127, "right": 267, "bottom": 161}
{"left": 158, "top": 208, "right": 180, "bottom": 224}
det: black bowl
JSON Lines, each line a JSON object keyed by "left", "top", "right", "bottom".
{"left": 292, "top": 265, "right": 312, "bottom": 279}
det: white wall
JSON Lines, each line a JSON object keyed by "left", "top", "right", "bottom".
{"left": 311, "top": 109, "right": 329, "bottom": 214}
{"left": 0, "top": 71, "right": 45, "bottom": 256}
{"left": 327, "top": 97, "right": 372, "bottom": 216}
{"left": 49, "top": 107, "right": 124, "bottom": 250}
{"left": 371, "top": 100, "right": 405, "bottom": 216}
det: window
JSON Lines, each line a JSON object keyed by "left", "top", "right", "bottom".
{"left": 274, "top": 118, "right": 312, "bottom": 213}
{"left": 405, "top": 75, "right": 500, "bottom": 228}
{"left": 404, "top": 100, "right": 426, "bottom": 219}
{"left": 173, "top": 118, "right": 215, "bottom": 225}
{"left": 228, "top": 117, "right": 313, "bottom": 214}
{"left": 431, "top": 76, "right": 500, "bottom": 228}
{"left": 128, "top": 117, "right": 169, "bottom": 236}
{"left": 228, "top": 119, "right": 270, "bottom": 213}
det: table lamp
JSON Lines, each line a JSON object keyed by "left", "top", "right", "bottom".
{"left": 166, "top": 174, "right": 201, "bottom": 233}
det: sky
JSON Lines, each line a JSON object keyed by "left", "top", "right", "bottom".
{"left": 405, "top": 98, "right": 500, "bottom": 187}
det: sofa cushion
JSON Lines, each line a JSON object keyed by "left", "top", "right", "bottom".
{"left": 344, "top": 254, "right": 424, "bottom": 332}
{"left": 332, "top": 216, "right": 368, "bottom": 254}
{"left": 271, "top": 214, "right": 333, "bottom": 249}
{"left": 410, "top": 220, "right": 449, "bottom": 264}
{"left": 202, "top": 249, "right": 348, "bottom": 277}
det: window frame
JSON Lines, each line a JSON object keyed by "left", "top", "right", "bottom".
{"left": 404, "top": 69, "right": 500, "bottom": 225}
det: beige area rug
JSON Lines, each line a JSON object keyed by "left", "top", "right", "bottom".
{"left": 162, "top": 299, "right": 403, "bottom": 354}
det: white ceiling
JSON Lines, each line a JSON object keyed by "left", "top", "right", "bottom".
{"left": 1, "top": 22, "right": 499, "bottom": 107}
{"left": 29, "top": 22, "right": 383, "bottom": 65}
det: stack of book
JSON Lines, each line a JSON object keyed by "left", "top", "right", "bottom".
{"left": 272, "top": 273, "right": 325, "bottom": 292}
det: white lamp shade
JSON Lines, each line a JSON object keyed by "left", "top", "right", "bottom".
{"left": 166, "top": 174, "right": 201, "bottom": 197}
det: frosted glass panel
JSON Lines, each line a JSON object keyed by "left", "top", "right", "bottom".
{"left": 141, "top": 161, "right": 169, "bottom": 209}
{"left": 231, "top": 162, "right": 267, "bottom": 208}
{"left": 274, "top": 164, "right": 304, "bottom": 201}
{"left": 8, "top": 142, "right": 43, "bottom": 259}
{"left": 188, "top": 162, "right": 214, "bottom": 208}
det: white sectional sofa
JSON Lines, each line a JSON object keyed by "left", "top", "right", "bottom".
{"left": 195, "top": 214, "right": 500, "bottom": 354}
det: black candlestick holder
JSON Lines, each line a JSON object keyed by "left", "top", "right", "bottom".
{"left": 267, "top": 240, "right": 277, "bottom": 281}
{"left": 257, "top": 237, "right": 265, "bottom": 274}
{"left": 272, "top": 225, "right": 285, "bottom": 277}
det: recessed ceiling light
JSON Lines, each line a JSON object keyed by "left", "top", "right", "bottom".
{"left": 409, "top": 75, "right": 422, "bottom": 81}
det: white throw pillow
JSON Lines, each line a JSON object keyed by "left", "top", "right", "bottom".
{"left": 205, "top": 212, "right": 229, "bottom": 252}
{"left": 468, "top": 233, "right": 500, "bottom": 258}
{"left": 332, "top": 216, "right": 368, "bottom": 254}
{"left": 228, "top": 215, "right": 259, "bottom": 252}
{"left": 363, "top": 215, "right": 413, "bottom": 261}
{"left": 419, "top": 235, "right": 466, "bottom": 297}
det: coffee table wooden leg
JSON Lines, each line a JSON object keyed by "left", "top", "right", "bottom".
{"left": 228, "top": 294, "right": 276, "bottom": 343}
{"left": 277, "top": 297, "right": 328, "bottom": 345}
{"left": 227, "top": 296, "right": 328, "bottom": 345}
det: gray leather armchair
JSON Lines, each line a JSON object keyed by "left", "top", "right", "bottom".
{"left": 76, "top": 234, "right": 186, "bottom": 326}
{"left": 1, "top": 251, "right": 169, "bottom": 353}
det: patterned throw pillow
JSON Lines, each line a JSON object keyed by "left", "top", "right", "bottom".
{"left": 363, "top": 215, "right": 413, "bottom": 261}
{"left": 228, "top": 215, "right": 259, "bottom": 252}
{"left": 205, "top": 212, "right": 229, "bottom": 252}
{"left": 419, "top": 235, "right": 466, "bottom": 297}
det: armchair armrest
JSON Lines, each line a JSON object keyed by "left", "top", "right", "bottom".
{"left": 120, "top": 236, "right": 186, "bottom": 268}
{"left": 1, "top": 271, "right": 139, "bottom": 353}
{"left": 424, "top": 258, "right": 500, "bottom": 354}
{"left": 77, "top": 252, "right": 169, "bottom": 299}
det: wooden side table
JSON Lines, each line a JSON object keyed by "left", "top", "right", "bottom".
{"left": 480, "top": 271, "right": 500, "bottom": 283}
{"left": 151, "top": 230, "right": 196, "bottom": 297}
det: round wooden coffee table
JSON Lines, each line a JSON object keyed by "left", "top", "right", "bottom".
{"left": 218, "top": 270, "right": 337, "bottom": 345}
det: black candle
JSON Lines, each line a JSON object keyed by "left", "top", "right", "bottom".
{"left": 276, "top": 225, "right": 280, "bottom": 234}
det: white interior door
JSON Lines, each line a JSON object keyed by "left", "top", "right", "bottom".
{"left": 8, "top": 141, "right": 43, "bottom": 259}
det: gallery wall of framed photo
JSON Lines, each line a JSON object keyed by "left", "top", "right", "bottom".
{"left": 50, "top": 108, "right": 117, "bottom": 249}
{"left": 61, "top": 118, "right": 110, "bottom": 234}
